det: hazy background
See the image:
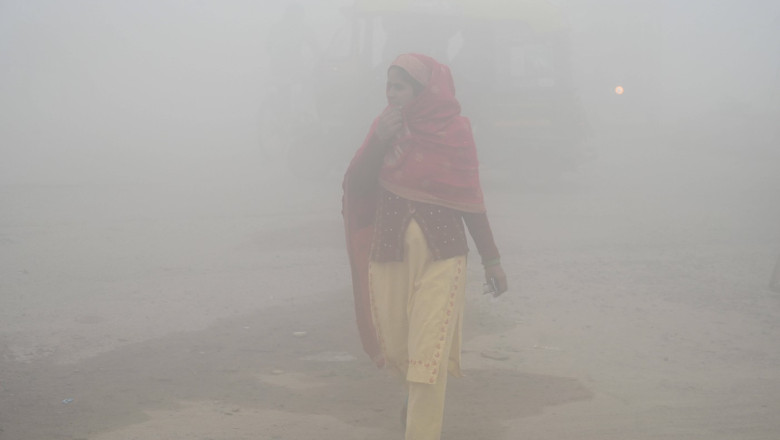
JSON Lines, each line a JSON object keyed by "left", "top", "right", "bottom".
{"left": 1, "top": 0, "right": 778, "bottom": 186}
{"left": 1, "top": 2, "right": 780, "bottom": 439}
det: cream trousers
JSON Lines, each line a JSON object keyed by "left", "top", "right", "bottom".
{"left": 369, "top": 219, "right": 467, "bottom": 440}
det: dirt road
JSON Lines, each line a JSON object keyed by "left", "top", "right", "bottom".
{"left": 2, "top": 137, "right": 779, "bottom": 439}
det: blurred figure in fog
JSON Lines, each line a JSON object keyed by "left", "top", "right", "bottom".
{"left": 770, "top": 254, "right": 780, "bottom": 293}
{"left": 343, "top": 53, "right": 508, "bottom": 440}
{"left": 265, "top": 3, "right": 320, "bottom": 115}
{"left": 449, "top": 25, "right": 493, "bottom": 118}
{"left": 261, "top": 3, "right": 321, "bottom": 159}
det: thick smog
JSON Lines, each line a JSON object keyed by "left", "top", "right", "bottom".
{"left": 1, "top": 1, "right": 779, "bottom": 439}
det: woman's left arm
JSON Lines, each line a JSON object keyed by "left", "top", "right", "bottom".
{"left": 463, "top": 212, "right": 508, "bottom": 296}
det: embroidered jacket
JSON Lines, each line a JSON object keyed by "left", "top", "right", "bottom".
{"left": 371, "top": 188, "right": 500, "bottom": 264}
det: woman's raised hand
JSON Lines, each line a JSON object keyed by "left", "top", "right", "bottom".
{"left": 375, "top": 106, "right": 404, "bottom": 144}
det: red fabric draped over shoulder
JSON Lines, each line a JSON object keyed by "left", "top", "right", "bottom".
{"left": 342, "top": 120, "right": 384, "bottom": 365}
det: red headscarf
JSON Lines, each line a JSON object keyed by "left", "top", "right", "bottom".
{"left": 380, "top": 53, "right": 485, "bottom": 212}
{"left": 343, "top": 53, "right": 485, "bottom": 364}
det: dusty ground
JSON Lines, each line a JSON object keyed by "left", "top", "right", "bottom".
{"left": 1, "top": 134, "right": 780, "bottom": 440}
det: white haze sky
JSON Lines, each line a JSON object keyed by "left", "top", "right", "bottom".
{"left": 0, "top": 0, "right": 778, "bottom": 185}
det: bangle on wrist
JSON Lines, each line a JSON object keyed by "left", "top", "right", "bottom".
{"left": 482, "top": 257, "right": 501, "bottom": 267}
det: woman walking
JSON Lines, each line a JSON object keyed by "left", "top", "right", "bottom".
{"left": 343, "top": 53, "right": 508, "bottom": 439}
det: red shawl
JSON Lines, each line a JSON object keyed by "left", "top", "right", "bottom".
{"left": 343, "top": 54, "right": 485, "bottom": 364}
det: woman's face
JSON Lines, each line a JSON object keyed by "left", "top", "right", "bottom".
{"left": 386, "top": 67, "right": 417, "bottom": 108}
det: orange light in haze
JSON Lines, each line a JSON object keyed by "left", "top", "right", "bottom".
{"left": 615, "top": 86, "right": 625, "bottom": 95}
